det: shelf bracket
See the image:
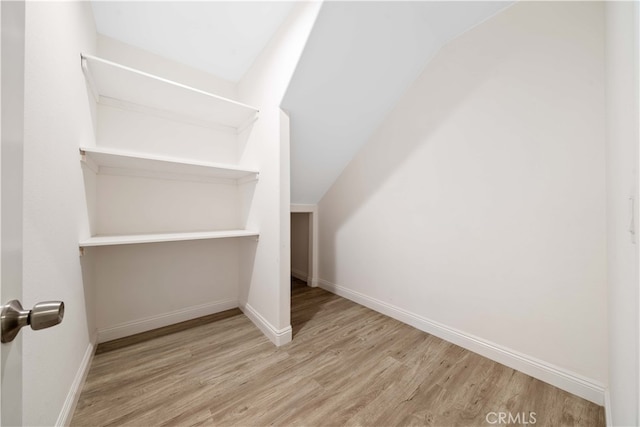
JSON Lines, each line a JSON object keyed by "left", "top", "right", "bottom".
{"left": 80, "top": 55, "right": 100, "bottom": 103}
{"left": 79, "top": 247, "right": 85, "bottom": 257}
{"left": 79, "top": 148, "right": 100, "bottom": 174}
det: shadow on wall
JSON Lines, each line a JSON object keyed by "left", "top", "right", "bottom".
{"left": 238, "top": 237, "right": 259, "bottom": 307}
{"left": 320, "top": 13, "right": 516, "bottom": 233}
{"left": 318, "top": 7, "right": 518, "bottom": 281}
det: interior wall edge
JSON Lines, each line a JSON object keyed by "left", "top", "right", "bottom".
{"left": 317, "top": 278, "right": 605, "bottom": 406}
{"left": 604, "top": 1, "right": 640, "bottom": 425}
{"left": 239, "top": 301, "right": 292, "bottom": 347}
{"left": 235, "top": 0, "right": 323, "bottom": 337}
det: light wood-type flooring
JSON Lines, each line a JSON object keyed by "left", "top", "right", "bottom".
{"left": 71, "top": 279, "right": 605, "bottom": 426}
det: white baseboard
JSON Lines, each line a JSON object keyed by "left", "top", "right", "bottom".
{"left": 291, "top": 268, "right": 309, "bottom": 283}
{"left": 318, "top": 279, "right": 605, "bottom": 405}
{"left": 97, "top": 299, "right": 238, "bottom": 343}
{"left": 239, "top": 301, "right": 292, "bottom": 346}
{"left": 604, "top": 389, "right": 613, "bottom": 426}
{"left": 56, "top": 335, "right": 97, "bottom": 427}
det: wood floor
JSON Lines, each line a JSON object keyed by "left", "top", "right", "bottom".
{"left": 71, "top": 279, "right": 605, "bottom": 426}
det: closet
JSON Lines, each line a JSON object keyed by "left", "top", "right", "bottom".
{"left": 79, "top": 54, "right": 260, "bottom": 342}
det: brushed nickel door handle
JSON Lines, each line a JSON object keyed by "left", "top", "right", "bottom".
{"left": 1, "top": 300, "right": 64, "bottom": 343}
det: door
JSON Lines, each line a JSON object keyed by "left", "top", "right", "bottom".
{"left": 1, "top": 1, "right": 26, "bottom": 425}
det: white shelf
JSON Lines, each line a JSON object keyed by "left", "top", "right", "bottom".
{"left": 79, "top": 229, "right": 259, "bottom": 247}
{"left": 80, "top": 146, "right": 258, "bottom": 182}
{"left": 81, "top": 54, "right": 259, "bottom": 132}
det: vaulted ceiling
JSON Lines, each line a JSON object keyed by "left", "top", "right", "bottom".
{"left": 282, "top": 1, "right": 512, "bottom": 204}
{"left": 91, "top": 1, "right": 512, "bottom": 205}
{"left": 91, "top": 1, "right": 294, "bottom": 82}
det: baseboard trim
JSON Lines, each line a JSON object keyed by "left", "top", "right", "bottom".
{"left": 318, "top": 279, "right": 605, "bottom": 405}
{"left": 239, "top": 302, "right": 292, "bottom": 346}
{"left": 291, "top": 268, "right": 309, "bottom": 283}
{"left": 604, "top": 389, "right": 613, "bottom": 426}
{"left": 56, "top": 336, "right": 97, "bottom": 426}
{"left": 97, "top": 299, "right": 238, "bottom": 343}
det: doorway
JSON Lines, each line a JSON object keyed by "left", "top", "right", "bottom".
{"left": 290, "top": 206, "right": 318, "bottom": 338}
{"left": 290, "top": 204, "right": 317, "bottom": 287}
{"left": 290, "top": 212, "right": 311, "bottom": 284}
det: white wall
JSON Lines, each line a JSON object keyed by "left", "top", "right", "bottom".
{"left": 22, "top": 2, "right": 97, "bottom": 425}
{"left": 95, "top": 175, "right": 241, "bottom": 235}
{"left": 605, "top": 2, "right": 640, "bottom": 425}
{"left": 97, "top": 35, "right": 237, "bottom": 100}
{"left": 93, "top": 240, "right": 239, "bottom": 342}
{"left": 235, "top": 1, "right": 321, "bottom": 345}
{"left": 318, "top": 1, "right": 607, "bottom": 403}
{"left": 291, "top": 213, "right": 309, "bottom": 281}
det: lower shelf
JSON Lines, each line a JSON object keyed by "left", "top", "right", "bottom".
{"left": 79, "top": 229, "right": 259, "bottom": 247}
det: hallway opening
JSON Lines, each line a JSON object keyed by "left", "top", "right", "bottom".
{"left": 291, "top": 212, "right": 311, "bottom": 284}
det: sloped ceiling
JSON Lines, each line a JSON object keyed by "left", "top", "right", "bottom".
{"left": 91, "top": 1, "right": 512, "bottom": 205}
{"left": 282, "top": 1, "right": 513, "bottom": 205}
{"left": 91, "top": 1, "right": 295, "bottom": 82}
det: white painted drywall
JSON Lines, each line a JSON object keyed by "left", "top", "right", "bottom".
{"left": 95, "top": 175, "right": 241, "bottom": 235}
{"left": 97, "top": 34, "right": 237, "bottom": 100}
{"left": 318, "top": 0, "right": 607, "bottom": 398}
{"left": 93, "top": 240, "right": 239, "bottom": 340}
{"left": 22, "top": 2, "right": 97, "bottom": 425}
{"left": 236, "top": 1, "right": 321, "bottom": 342}
{"left": 279, "top": 109, "right": 292, "bottom": 326}
{"left": 605, "top": 2, "right": 640, "bottom": 425}
{"left": 291, "top": 213, "right": 309, "bottom": 281}
{"left": 283, "top": 1, "right": 513, "bottom": 205}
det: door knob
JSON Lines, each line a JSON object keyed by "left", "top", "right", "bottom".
{"left": 1, "top": 300, "right": 64, "bottom": 343}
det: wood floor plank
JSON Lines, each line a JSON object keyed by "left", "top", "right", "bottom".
{"left": 71, "top": 278, "right": 604, "bottom": 426}
{"left": 96, "top": 309, "right": 242, "bottom": 354}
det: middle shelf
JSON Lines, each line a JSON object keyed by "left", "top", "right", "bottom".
{"left": 80, "top": 146, "right": 259, "bottom": 182}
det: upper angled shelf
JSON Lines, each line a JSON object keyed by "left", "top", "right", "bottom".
{"left": 80, "top": 54, "right": 259, "bottom": 133}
